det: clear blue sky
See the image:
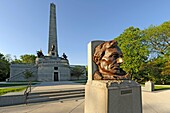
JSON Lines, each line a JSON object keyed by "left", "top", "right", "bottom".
{"left": 0, "top": 0, "right": 170, "bottom": 65}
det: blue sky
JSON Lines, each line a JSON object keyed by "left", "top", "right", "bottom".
{"left": 0, "top": 0, "right": 170, "bottom": 65}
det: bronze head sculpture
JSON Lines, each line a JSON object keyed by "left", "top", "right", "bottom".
{"left": 93, "top": 40, "right": 129, "bottom": 80}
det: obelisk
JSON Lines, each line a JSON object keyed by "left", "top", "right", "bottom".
{"left": 48, "top": 3, "right": 58, "bottom": 57}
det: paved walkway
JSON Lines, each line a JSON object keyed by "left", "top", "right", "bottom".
{"left": 31, "top": 81, "right": 85, "bottom": 93}
{"left": 0, "top": 99, "right": 84, "bottom": 113}
{"left": 142, "top": 90, "right": 170, "bottom": 113}
{"left": 1, "top": 81, "right": 170, "bottom": 113}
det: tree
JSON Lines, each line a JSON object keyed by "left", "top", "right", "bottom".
{"left": 86, "top": 65, "right": 88, "bottom": 78}
{"left": 71, "top": 66, "right": 85, "bottom": 80}
{"left": 11, "top": 55, "right": 22, "bottom": 64}
{"left": 115, "top": 26, "right": 149, "bottom": 81}
{"left": 141, "top": 21, "right": 170, "bottom": 84}
{"left": 161, "top": 59, "right": 170, "bottom": 84}
{"left": 0, "top": 53, "right": 10, "bottom": 81}
{"left": 144, "top": 21, "right": 170, "bottom": 56}
{"left": 11, "top": 59, "right": 22, "bottom": 64}
{"left": 0, "top": 53, "right": 36, "bottom": 81}
{"left": 0, "top": 53, "right": 5, "bottom": 60}
{"left": 5, "top": 54, "right": 12, "bottom": 62}
{"left": 139, "top": 55, "right": 170, "bottom": 84}
{"left": 24, "top": 70, "right": 34, "bottom": 92}
{"left": 20, "top": 54, "right": 36, "bottom": 64}
{"left": 162, "top": 60, "right": 170, "bottom": 76}
{"left": 139, "top": 59, "right": 162, "bottom": 84}
{"left": 24, "top": 70, "right": 34, "bottom": 81}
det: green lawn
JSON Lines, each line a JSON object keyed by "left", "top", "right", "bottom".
{"left": 141, "top": 83, "right": 170, "bottom": 91}
{"left": 0, "top": 82, "right": 38, "bottom": 95}
{"left": 154, "top": 85, "right": 170, "bottom": 91}
{"left": 0, "top": 82, "right": 38, "bottom": 87}
{"left": 0, "top": 87, "right": 26, "bottom": 95}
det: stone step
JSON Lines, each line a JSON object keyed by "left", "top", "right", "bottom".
{"left": 29, "top": 88, "right": 84, "bottom": 95}
{"left": 26, "top": 88, "right": 85, "bottom": 104}
{"left": 27, "top": 93, "right": 85, "bottom": 104}
{"left": 28, "top": 91, "right": 85, "bottom": 99}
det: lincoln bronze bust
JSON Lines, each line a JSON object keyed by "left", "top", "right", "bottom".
{"left": 93, "top": 40, "right": 129, "bottom": 80}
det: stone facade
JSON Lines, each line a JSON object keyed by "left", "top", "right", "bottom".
{"left": 36, "top": 56, "right": 70, "bottom": 81}
{"left": 9, "top": 55, "right": 73, "bottom": 81}
{"left": 9, "top": 59, "right": 86, "bottom": 81}
{"left": 9, "top": 64, "right": 37, "bottom": 81}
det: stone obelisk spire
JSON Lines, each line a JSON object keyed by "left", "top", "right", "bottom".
{"left": 48, "top": 3, "right": 58, "bottom": 57}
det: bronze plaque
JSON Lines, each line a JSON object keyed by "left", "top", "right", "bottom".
{"left": 121, "top": 90, "right": 132, "bottom": 95}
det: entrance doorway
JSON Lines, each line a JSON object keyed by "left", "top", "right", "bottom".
{"left": 54, "top": 72, "right": 59, "bottom": 81}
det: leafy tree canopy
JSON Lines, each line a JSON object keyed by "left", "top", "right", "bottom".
{"left": 0, "top": 53, "right": 10, "bottom": 81}
{"left": 144, "top": 21, "right": 170, "bottom": 57}
{"left": 20, "top": 54, "right": 36, "bottom": 64}
{"left": 71, "top": 66, "right": 85, "bottom": 79}
{"left": 115, "top": 26, "right": 149, "bottom": 80}
{"left": 24, "top": 70, "right": 34, "bottom": 81}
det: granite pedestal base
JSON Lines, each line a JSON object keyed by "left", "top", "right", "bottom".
{"left": 144, "top": 81, "right": 154, "bottom": 91}
{"left": 84, "top": 80, "right": 142, "bottom": 113}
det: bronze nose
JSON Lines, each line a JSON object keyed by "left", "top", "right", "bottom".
{"left": 117, "top": 57, "right": 123, "bottom": 64}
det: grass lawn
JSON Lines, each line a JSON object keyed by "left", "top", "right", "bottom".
{"left": 141, "top": 83, "right": 170, "bottom": 91}
{"left": 0, "top": 82, "right": 38, "bottom": 87}
{"left": 154, "top": 85, "right": 170, "bottom": 91}
{"left": 0, "top": 87, "right": 26, "bottom": 95}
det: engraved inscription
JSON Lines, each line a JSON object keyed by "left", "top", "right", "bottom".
{"left": 121, "top": 90, "right": 132, "bottom": 95}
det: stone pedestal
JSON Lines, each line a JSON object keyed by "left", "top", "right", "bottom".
{"left": 85, "top": 80, "right": 142, "bottom": 113}
{"left": 144, "top": 81, "right": 154, "bottom": 91}
{"left": 88, "top": 40, "right": 104, "bottom": 80}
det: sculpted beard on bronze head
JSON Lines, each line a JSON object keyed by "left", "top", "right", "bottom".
{"left": 93, "top": 40, "right": 129, "bottom": 80}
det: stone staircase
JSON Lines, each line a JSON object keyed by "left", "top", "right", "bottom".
{"left": 26, "top": 88, "right": 85, "bottom": 104}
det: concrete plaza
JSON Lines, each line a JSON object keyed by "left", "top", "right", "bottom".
{"left": 0, "top": 81, "right": 170, "bottom": 113}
